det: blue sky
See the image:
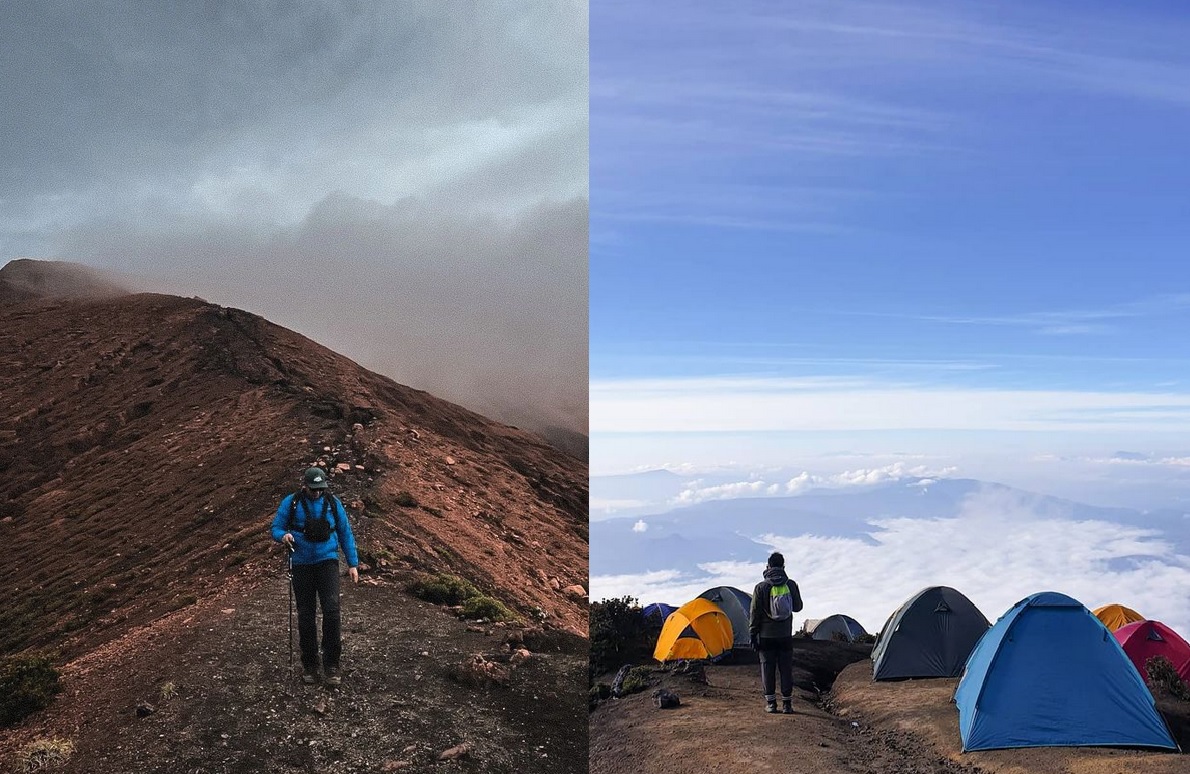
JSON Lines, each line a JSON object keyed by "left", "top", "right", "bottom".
{"left": 591, "top": 0, "right": 1190, "bottom": 475}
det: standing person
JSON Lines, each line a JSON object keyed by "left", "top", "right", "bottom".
{"left": 749, "top": 552, "right": 803, "bottom": 714}
{"left": 271, "top": 466, "right": 360, "bottom": 685}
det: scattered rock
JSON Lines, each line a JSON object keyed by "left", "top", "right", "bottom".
{"left": 382, "top": 761, "right": 412, "bottom": 771}
{"left": 335, "top": 462, "right": 351, "bottom": 472}
{"left": 457, "top": 654, "right": 510, "bottom": 687}
{"left": 466, "top": 625, "right": 486, "bottom": 634}
{"left": 562, "top": 585, "right": 587, "bottom": 600}
{"left": 349, "top": 499, "right": 365, "bottom": 511}
{"left": 402, "top": 744, "right": 417, "bottom": 753}
{"left": 652, "top": 688, "right": 680, "bottom": 709}
{"left": 0, "top": 516, "right": 12, "bottom": 524}
{"left": 220, "top": 608, "right": 235, "bottom": 615}
{"left": 135, "top": 703, "right": 155, "bottom": 717}
{"left": 445, "top": 456, "right": 457, "bottom": 465}
{"left": 549, "top": 578, "right": 561, "bottom": 591}
{"left": 511, "top": 648, "right": 532, "bottom": 667}
{"left": 438, "top": 743, "right": 470, "bottom": 761}
{"left": 312, "top": 698, "right": 328, "bottom": 716}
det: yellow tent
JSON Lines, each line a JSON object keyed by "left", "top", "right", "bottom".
{"left": 653, "top": 598, "right": 734, "bottom": 662}
{"left": 1093, "top": 603, "right": 1144, "bottom": 632}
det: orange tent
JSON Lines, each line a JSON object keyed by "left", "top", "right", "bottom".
{"left": 1092, "top": 603, "right": 1144, "bottom": 632}
{"left": 653, "top": 598, "right": 734, "bottom": 662}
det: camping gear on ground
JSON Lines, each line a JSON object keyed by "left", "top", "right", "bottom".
{"left": 954, "top": 591, "right": 1178, "bottom": 752}
{"left": 697, "top": 586, "right": 753, "bottom": 649}
{"left": 1092, "top": 603, "right": 1144, "bottom": 632}
{"left": 1114, "top": 620, "right": 1190, "bottom": 684}
{"left": 641, "top": 602, "right": 677, "bottom": 623}
{"left": 653, "top": 598, "right": 734, "bottom": 662}
{"left": 871, "top": 586, "right": 990, "bottom": 680}
{"left": 807, "top": 614, "right": 867, "bottom": 642}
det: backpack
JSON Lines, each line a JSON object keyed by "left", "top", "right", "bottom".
{"left": 287, "top": 493, "right": 334, "bottom": 543}
{"left": 769, "top": 581, "right": 803, "bottom": 620}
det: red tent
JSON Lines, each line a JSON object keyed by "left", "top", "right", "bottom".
{"left": 1113, "top": 620, "right": 1190, "bottom": 684}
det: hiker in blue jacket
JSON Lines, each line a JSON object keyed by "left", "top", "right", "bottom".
{"left": 271, "top": 466, "right": 360, "bottom": 685}
{"left": 749, "top": 551, "right": 803, "bottom": 714}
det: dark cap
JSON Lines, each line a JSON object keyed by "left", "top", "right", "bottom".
{"left": 303, "top": 467, "right": 329, "bottom": 489}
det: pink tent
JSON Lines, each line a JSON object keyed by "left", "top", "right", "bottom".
{"left": 1114, "top": 620, "right": 1190, "bottom": 684}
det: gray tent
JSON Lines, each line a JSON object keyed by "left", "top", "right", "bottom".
{"left": 697, "top": 586, "right": 753, "bottom": 649}
{"left": 871, "top": 586, "right": 990, "bottom": 680}
{"left": 809, "top": 614, "right": 867, "bottom": 642}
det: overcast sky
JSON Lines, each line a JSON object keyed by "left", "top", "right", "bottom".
{"left": 1, "top": 1, "right": 587, "bottom": 436}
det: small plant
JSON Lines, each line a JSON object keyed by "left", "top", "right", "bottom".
{"left": 589, "top": 682, "right": 612, "bottom": 711}
{"left": 0, "top": 655, "right": 62, "bottom": 727}
{"left": 159, "top": 681, "right": 178, "bottom": 701}
{"left": 1146, "top": 655, "right": 1190, "bottom": 701}
{"left": 407, "top": 574, "right": 480, "bottom": 606}
{"left": 395, "top": 491, "right": 418, "bottom": 508}
{"left": 461, "top": 595, "right": 517, "bottom": 622}
{"left": 16, "top": 737, "right": 74, "bottom": 772}
{"left": 619, "top": 665, "right": 654, "bottom": 695}
{"left": 855, "top": 633, "right": 877, "bottom": 645}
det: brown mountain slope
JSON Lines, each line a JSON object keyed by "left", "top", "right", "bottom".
{"left": 0, "top": 289, "right": 587, "bottom": 662}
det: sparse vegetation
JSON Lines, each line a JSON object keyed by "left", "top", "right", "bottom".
{"left": 0, "top": 655, "right": 62, "bottom": 727}
{"left": 855, "top": 633, "right": 877, "bottom": 645}
{"left": 159, "top": 681, "right": 178, "bottom": 701}
{"left": 395, "top": 491, "right": 418, "bottom": 508}
{"left": 1145, "top": 655, "right": 1190, "bottom": 701}
{"left": 407, "top": 573, "right": 481, "bottom": 606}
{"left": 16, "top": 737, "right": 74, "bottom": 772}
{"left": 619, "top": 665, "right": 654, "bottom": 695}
{"left": 461, "top": 595, "right": 517, "bottom": 622}
{"left": 589, "top": 596, "right": 646, "bottom": 683}
{"left": 589, "top": 682, "right": 612, "bottom": 711}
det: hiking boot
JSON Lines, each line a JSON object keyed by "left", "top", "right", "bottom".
{"left": 324, "top": 667, "right": 342, "bottom": 687}
{"left": 301, "top": 672, "right": 318, "bottom": 685}
{"left": 765, "top": 700, "right": 778, "bottom": 714}
{"left": 782, "top": 699, "right": 793, "bottom": 714}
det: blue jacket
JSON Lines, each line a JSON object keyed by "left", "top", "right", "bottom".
{"left": 271, "top": 492, "right": 359, "bottom": 567}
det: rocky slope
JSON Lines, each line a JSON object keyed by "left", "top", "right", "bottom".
{"left": 0, "top": 259, "right": 587, "bottom": 659}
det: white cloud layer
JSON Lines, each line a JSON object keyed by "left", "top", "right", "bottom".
{"left": 670, "top": 462, "right": 958, "bottom": 506}
{"left": 591, "top": 486, "right": 1190, "bottom": 637}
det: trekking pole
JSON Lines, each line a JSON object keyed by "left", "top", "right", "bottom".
{"left": 287, "top": 543, "right": 295, "bottom": 675}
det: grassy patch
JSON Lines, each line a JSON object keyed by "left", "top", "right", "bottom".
{"left": 0, "top": 656, "right": 62, "bottom": 727}
{"left": 16, "top": 738, "right": 74, "bottom": 772}
{"left": 460, "top": 595, "right": 517, "bottom": 622}
{"left": 407, "top": 573, "right": 480, "bottom": 606}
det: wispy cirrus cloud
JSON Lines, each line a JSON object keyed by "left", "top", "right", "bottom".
{"left": 591, "top": 375, "right": 1190, "bottom": 434}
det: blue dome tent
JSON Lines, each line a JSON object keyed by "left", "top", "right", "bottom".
{"left": 954, "top": 591, "right": 1178, "bottom": 752}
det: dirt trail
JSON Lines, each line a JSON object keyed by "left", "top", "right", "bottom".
{"left": 1, "top": 563, "right": 586, "bottom": 774}
{"left": 591, "top": 646, "right": 1189, "bottom": 774}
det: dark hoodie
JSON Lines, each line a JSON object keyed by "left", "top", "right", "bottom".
{"left": 750, "top": 565, "right": 802, "bottom": 640}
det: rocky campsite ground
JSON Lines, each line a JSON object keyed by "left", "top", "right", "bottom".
{"left": 0, "top": 561, "right": 586, "bottom": 774}
{"left": 589, "top": 640, "right": 1189, "bottom": 774}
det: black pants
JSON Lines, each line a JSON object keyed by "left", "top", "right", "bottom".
{"left": 759, "top": 637, "right": 794, "bottom": 701}
{"left": 292, "top": 559, "right": 341, "bottom": 673}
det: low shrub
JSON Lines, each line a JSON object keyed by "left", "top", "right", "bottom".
{"left": 16, "top": 737, "right": 74, "bottom": 772}
{"left": 619, "top": 665, "right": 655, "bottom": 695}
{"left": 1146, "top": 655, "right": 1190, "bottom": 701}
{"left": 0, "top": 655, "right": 62, "bottom": 727}
{"left": 407, "top": 574, "right": 480, "bottom": 606}
{"left": 461, "top": 595, "right": 517, "bottom": 622}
